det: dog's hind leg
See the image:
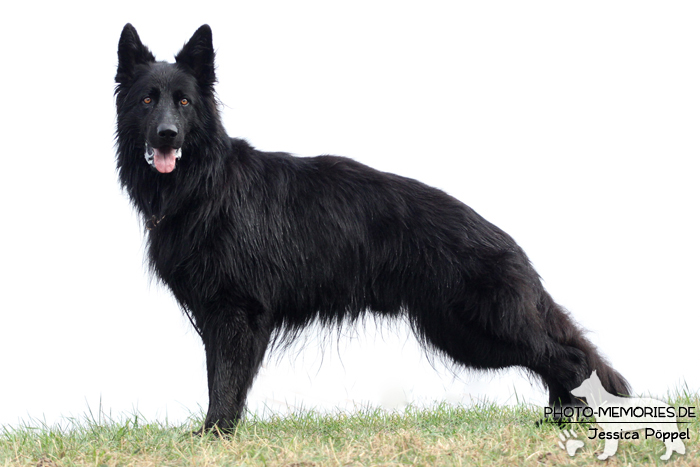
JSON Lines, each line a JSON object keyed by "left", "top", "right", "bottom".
{"left": 412, "top": 302, "right": 585, "bottom": 422}
{"left": 661, "top": 427, "right": 686, "bottom": 460}
{"left": 409, "top": 276, "right": 628, "bottom": 415}
{"left": 198, "top": 300, "right": 273, "bottom": 433}
{"left": 409, "top": 297, "right": 550, "bottom": 392}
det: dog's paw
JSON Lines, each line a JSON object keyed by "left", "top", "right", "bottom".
{"left": 558, "top": 429, "right": 584, "bottom": 457}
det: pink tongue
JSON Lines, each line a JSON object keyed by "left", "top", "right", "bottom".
{"left": 154, "top": 147, "right": 177, "bottom": 173}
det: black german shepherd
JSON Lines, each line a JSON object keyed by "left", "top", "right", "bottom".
{"left": 115, "top": 24, "right": 629, "bottom": 431}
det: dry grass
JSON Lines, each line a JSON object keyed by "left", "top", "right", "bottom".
{"left": 2, "top": 394, "right": 699, "bottom": 466}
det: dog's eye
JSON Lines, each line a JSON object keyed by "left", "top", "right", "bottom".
{"left": 143, "top": 97, "right": 152, "bottom": 104}
{"left": 180, "top": 98, "right": 189, "bottom": 106}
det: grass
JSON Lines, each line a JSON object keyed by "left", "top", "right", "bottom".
{"left": 1, "top": 393, "right": 699, "bottom": 466}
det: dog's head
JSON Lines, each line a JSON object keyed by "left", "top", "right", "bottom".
{"left": 570, "top": 370, "right": 602, "bottom": 399}
{"left": 115, "top": 24, "right": 216, "bottom": 174}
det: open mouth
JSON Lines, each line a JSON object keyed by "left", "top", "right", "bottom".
{"left": 145, "top": 145, "right": 182, "bottom": 174}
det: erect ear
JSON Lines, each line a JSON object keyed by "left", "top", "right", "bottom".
{"left": 175, "top": 25, "right": 216, "bottom": 89}
{"left": 116, "top": 23, "right": 155, "bottom": 85}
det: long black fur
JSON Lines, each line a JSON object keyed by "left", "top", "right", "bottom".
{"left": 115, "top": 24, "right": 630, "bottom": 431}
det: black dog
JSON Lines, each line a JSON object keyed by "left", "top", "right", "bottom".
{"left": 115, "top": 24, "right": 629, "bottom": 431}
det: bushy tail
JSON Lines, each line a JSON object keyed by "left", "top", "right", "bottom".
{"left": 541, "top": 291, "right": 631, "bottom": 398}
{"left": 581, "top": 335, "right": 631, "bottom": 397}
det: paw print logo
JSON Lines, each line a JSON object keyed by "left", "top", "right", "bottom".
{"left": 558, "top": 429, "right": 584, "bottom": 457}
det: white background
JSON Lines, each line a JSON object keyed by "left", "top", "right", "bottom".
{"left": 1, "top": 1, "right": 698, "bottom": 427}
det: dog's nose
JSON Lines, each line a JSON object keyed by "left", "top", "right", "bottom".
{"left": 157, "top": 123, "right": 178, "bottom": 139}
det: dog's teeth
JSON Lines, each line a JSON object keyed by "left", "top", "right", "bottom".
{"left": 144, "top": 144, "right": 156, "bottom": 166}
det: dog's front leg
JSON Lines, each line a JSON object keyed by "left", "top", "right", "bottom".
{"left": 199, "top": 304, "right": 272, "bottom": 433}
{"left": 597, "top": 435, "right": 619, "bottom": 460}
